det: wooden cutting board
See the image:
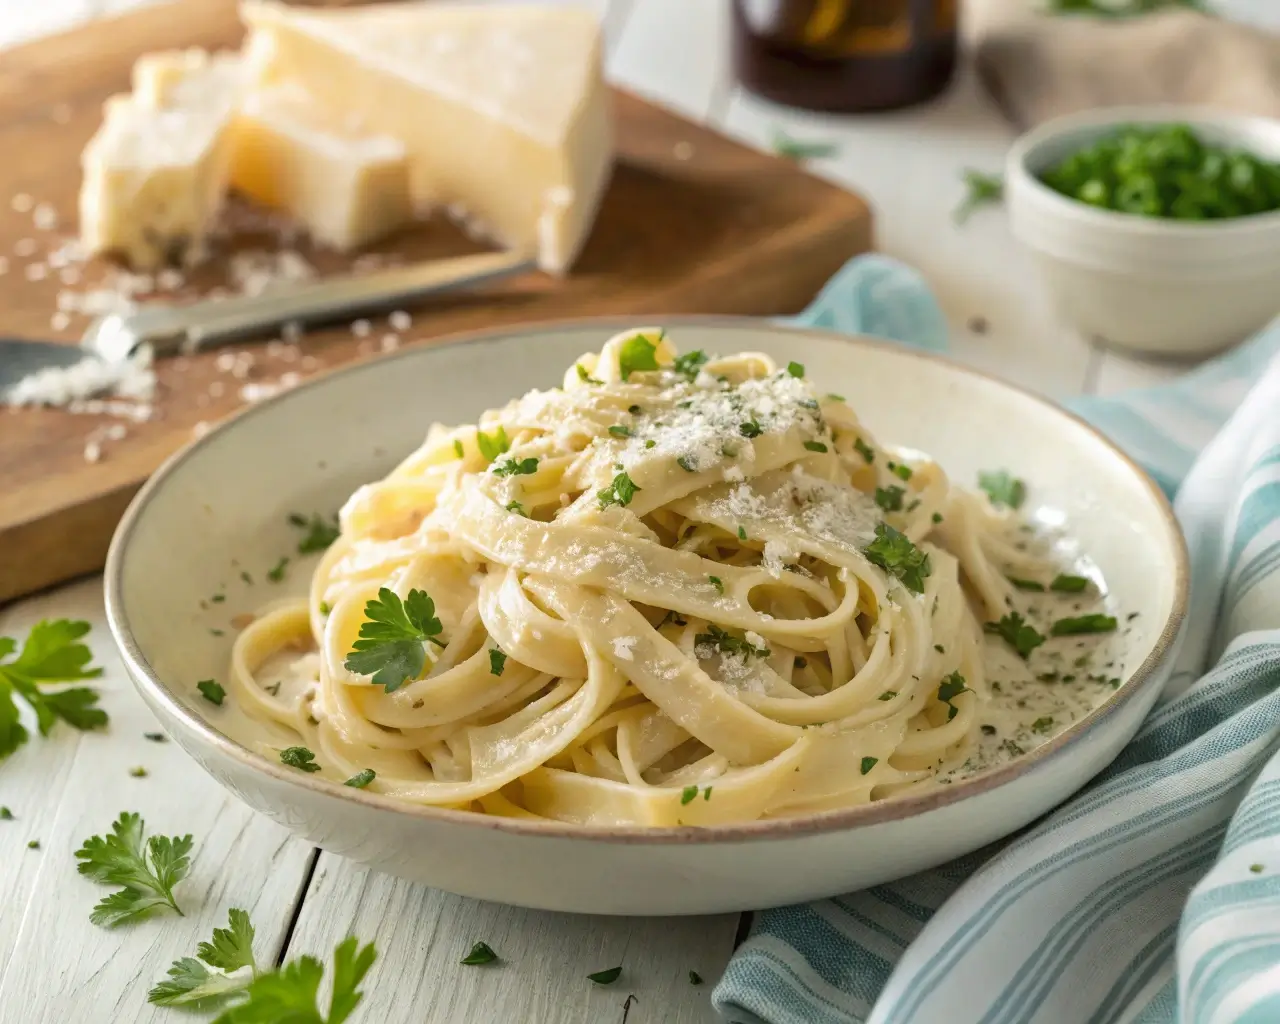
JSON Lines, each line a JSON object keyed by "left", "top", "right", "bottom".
{"left": 0, "top": 0, "right": 873, "bottom": 605}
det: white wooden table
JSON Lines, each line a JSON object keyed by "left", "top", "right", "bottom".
{"left": 3, "top": 2, "right": 1277, "bottom": 1021}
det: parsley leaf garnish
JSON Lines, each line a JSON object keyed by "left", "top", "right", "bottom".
{"left": 75, "top": 812, "right": 192, "bottom": 927}
{"left": 280, "top": 747, "right": 320, "bottom": 773}
{"left": 937, "top": 671, "right": 970, "bottom": 720}
{"left": 1008, "top": 577, "right": 1045, "bottom": 592}
{"left": 803, "top": 440, "right": 828, "bottom": 453}
{"left": 475, "top": 426, "right": 510, "bottom": 464}
{"left": 489, "top": 649, "right": 507, "bottom": 676}
{"left": 680, "top": 785, "right": 698, "bottom": 805}
{"left": 863, "top": 523, "right": 932, "bottom": 594}
{"left": 0, "top": 619, "right": 106, "bottom": 762}
{"left": 618, "top": 332, "right": 661, "bottom": 380}
{"left": 505, "top": 500, "right": 527, "bottom": 517}
{"left": 787, "top": 361, "right": 805, "bottom": 378}
{"left": 875, "top": 485, "right": 905, "bottom": 512}
{"left": 891, "top": 462, "right": 913, "bottom": 482}
{"left": 854, "top": 437, "right": 875, "bottom": 463}
{"left": 985, "top": 612, "right": 1045, "bottom": 659}
{"left": 978, "top": 470, "right": 1026, "bottom": 509}
{"left": 588, "top": 966, "right": 623, "bottom": 985}
{"left": 694, "top": 624, "right": 769, "bottom": 659}
{"left": 1049, "top": 574, "right": 1090, "bottom": 593}
{"left": 955, "top": 168, "right": 1004, "bottom": 224}
{"left": 575, "top": 363, "right": 602, "bottom": 385}
{"left": 149, "top": 908, "right": 256, "bottom": 1008}
{"left": 0, "top": 806, "right": 12, "bottom": 820}
{"left": 199, "top": 934, "right": 375, "bottom": 1023}
{"left": 1051, "top": 614, "right": 1117, "bottom": 636}
{"left": 197, "top": 679, "right": 225, "bottom": 706}
{"left": 343, "top": 588, "right": 445, "bottom": 692}
{"left": 739, "top": 419, "right": 763, "bottom": 438}
{"left": 676, "top": 455, "right": 698, "bottom": 472}
{"left": 344, "top": 769, "right": 376, "bottom": 789}
{"left": 289, "top": 512, "right": 341, "bottom": 554}
{"left": 492, "top": 456, "right": 538, "bottom": 477}
{"left": 672, "top": 349, "right": 709, "bottom": 381}
{"left": 597, "top": 471, "right": 640, "bottom": 509}
{"left": 860, "top": 756, "right": 878, "bottom": 775}
{"left": 461, "top": 941, "right": 498, "bottom": 966}
{"left": 708, "top": 575, "right": 725, "bottom": 595}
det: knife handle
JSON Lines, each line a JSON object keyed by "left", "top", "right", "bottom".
{"left": 82, "top": 250, "right": 536, "bottom": 362}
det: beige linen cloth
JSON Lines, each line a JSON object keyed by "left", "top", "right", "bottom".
{"left": 966, "top": 1, "right": 1280, "bottom": 129}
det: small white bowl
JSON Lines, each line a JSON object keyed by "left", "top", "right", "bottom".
{"left": 1007, "top": 105, "right": 1280, "bottom": 359}
{"left": 104, "top": 318, "right": 1188, "bottom": 915}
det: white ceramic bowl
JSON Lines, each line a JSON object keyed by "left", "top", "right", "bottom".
{"left": 1007, "top": 105, "right": 1280, "bottom": 358}
{"left": 105, "top": 319, "right": 1188, "bottom": 915}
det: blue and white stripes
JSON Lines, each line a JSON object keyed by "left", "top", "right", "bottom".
{"left": 719, "top": 257, "right": 1280, "bottom": 1024}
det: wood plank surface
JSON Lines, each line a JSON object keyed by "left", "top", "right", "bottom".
{"left": 0, "top": 0, "right": 873, "bottom": 605}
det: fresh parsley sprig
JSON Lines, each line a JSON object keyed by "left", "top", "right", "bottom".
{"left": 694, "top": 624, "right": 770, "bottom": 660}
{"left": 149, "top": 908, "right": 257, "bottom": 1007}
{"left": 0, "top": 619, "right": 106, "bottom": 762}
{"left": 475, "top": 426, "right": 510, "bottom": 464}
{"left": 937, "top": 672, "right": 970, "bottom": 721}
{"left": 149, "top": 910, "right": 377, "bottom": 1023}
{"left": 671, "top": 349, "right": 709, "bottom": 381}
{"left": 344, "top": 588, "right": 446, "bottom": 692}
{"left": 75, "top": 812, "right": 192, "bottom": 927}
{"left": 492, "top": 456, "right": 538, "bottom": 477}
{"left": 618, "top": 332, "right": 662, "bottom": 380}
{"left": 597, "top": 471, "right": 640, "bottom": 509}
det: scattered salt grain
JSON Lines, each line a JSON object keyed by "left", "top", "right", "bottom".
{"left": 209, "top": 380, "right": 225, "bottom": 398}
{"left": 301, "top": 355, "right": 320, "bottom": 371}
{"left": 51, "top": 103, "right": 72, "bottom": 124}
{"left": 389, "top": 310, "right": 411, "bottom": 331}
{"left": 50, "top": 312, "right": 70, "bottom": 331}
{"left": 14, "top": 238, "right": 37, "bottom": 257}
{"left": 0, "top": 257, "right": 8, "bottom": 276}
{"left": 281, "top": 320, "right": 302, "bottom": 343}
{"left": 10, "top": 193, "right": 32, "bottom": 213}
{"left": 380, "top": 333, "right": 400, "bottom": 352}
{"left": 673, "top": 141, "right": 694, "bottom": 161}
{"left": 24, "top": 262, "right": 47, "bottom": 282}
{"left": 192, "top": 420, "right": 212, "bottom": 439}
{"left": 5, "top": 345, "right": 156, "bottom": 409}
{"left": 351, "top": 319, "right": 372, "bottom": 338}
{"left": 156, "top": 268, "right": 184, "bottom": 292}
{"left": 32, "top": 203, "right": 58, "bottom": 231}
{"left": 58, "top": 266, "right": 80, "bottom": 285}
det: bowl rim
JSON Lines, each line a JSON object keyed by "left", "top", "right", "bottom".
{"left": 1006, "top": 103, "right": 1280, "bottom": 237}
{"left": 105, "top": 314, "right": 1191, "bottom": 846}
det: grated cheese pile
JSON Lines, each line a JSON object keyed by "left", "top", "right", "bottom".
{"left": 4, "top": 345, "right": 157, "bottom": 410}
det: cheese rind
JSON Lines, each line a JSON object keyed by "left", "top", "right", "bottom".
{"left": 230, "top": 83, "right": 414, "bottom": 251}
{"left": 241, "top": 0, "right": 613, "bottom": 274}
{"left": 80, "top": 51, "right": 241, "bottom": 269}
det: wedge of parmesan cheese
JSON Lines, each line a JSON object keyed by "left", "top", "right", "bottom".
{"left": 79, "top": 51, "right": 242, "bottom": 269}
{"left": 240, "top": 0, "right": 613, "bottom": 274}
{"left": 230, "top": 82, "right": 414, "bottom": 251}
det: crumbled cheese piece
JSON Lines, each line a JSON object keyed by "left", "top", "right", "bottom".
{"left": 5, "top": 346, "right": 156, "bottom": 409}
{"left": 611, "top": 636, "right": 636, "bottom": 661}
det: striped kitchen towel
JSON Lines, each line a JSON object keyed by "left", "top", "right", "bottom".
{"left": 714, "top": 254, "right": 1280, "bottom": 1024}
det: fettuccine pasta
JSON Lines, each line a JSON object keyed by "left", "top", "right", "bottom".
{"left": 230, "top": 329, "right": 1065, "bottom": 826}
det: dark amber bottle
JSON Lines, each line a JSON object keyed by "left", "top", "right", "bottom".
{"left": 731, "top": 0, "right": 959, "bottom": 113}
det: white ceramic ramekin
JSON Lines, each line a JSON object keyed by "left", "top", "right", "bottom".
{"left": 1006, "top": 106, "right": 1280, "bottom": 358}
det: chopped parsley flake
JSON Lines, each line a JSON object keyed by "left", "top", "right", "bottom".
{"left": 978, "top": 470, "right": 1026, "bottom": 509}
{"left": 489, "top": 649, "right": 507, "bottom": 676}
{"left": 197, "top": 679, "right": 225, "bottom": 706}
{"left": 453, "top": 439, "right": 465, "bottom": 459}
{"left": 475, "top": 425, "right": 510, "bottom": 463}
{"left": 210, "top": 593, "right": 225, "bottom": 604}
{"left": 708, "top": 575, "right": 724, "bottom": 595}
{"left": 266, "top": 556, "right": 289, "bottom": 583}
{"left": 672, "top": 349, "right": 708, "bottom": 381}
{"left": 644, "top": 439, "right": 657, "bottom": 449}
{"left": 618, "top": 332, "right": 661, "bottom": 380}
{"left": 875, "top": 485, "right": 906, "bottom": 512}
{"left": 689, "top": 971, "right": 704, "bottom": 985}
{"left": 860, "top": 756, "right": 878, "bottom": 775}
{"left": 461, "top": 941, "right": 498, "bottom": 965}
{"left": 597, "top": 471, "right": 640, "bottom": 509}
{"left": 588, "top": 966, "right": 623, "bottom": 986}
{"left": 680, "top": 785, "right": 698, "bottom": 805}
{"left": 854, "top": 437, "right": 875, "bottom": 463}
{"left": 863, "top": 522, "right": 931, "bottom": 594}
{"left": 1049, "top": 574, "right": 1090, "bottom": 593}
{"left": 878, "top": 690, "right": 897, "bottom": 701}
{"left": 695, "top": 624, "right": 769, "bottom": 659}
{"left": 319, "top": 600, "right": 331, "bottom": 615}
{"left": 1051, "top": 614, "right": 1117, "bottom": 636}
{"left": 803, "top": 440, "right": 828, "bottom": 453}
{"left": 607, "top": 425, "right": 634, "bottom": 438}
{"left": 1009, "top": 577, "right": 1046, "bottom": 592}
{"left": 344, "top": 769, "right": 376, "bottom": 788}
{"left": 892, "top": 462, "right": 913, "bottom": 482}
{"left": 0, "top": 806, "right": 11, "bottom": 820}
{"left": 677, "top": 455, "right": 697, "bottom": 472}
{"left": 505, "top": 500, "right": 527, "bottom": 517}
{"left": 1031, "top": 716, "right": 1055, "bottom": 734}
{"left": 739, "top": 418, "right": 763, "bottom": 438}
{"left": 787, "top": 361, "right": 805, "bottom": 378}
{"left": 575, "top": 363, "right": 602, "bottom": 385}
{"left": 932, "top": 512, "right": 943, "bottom": 524}
{"left": 492, "top": 456, "right": 538, "bottom": 477}
{"left": 737, "top": 525, "right": 747, "bottom": 540}
{"left": 937, "top": 672, "right": 970, "bottom": 720}
{"left": 985, "top": 612, "right": 1046, "bottom": 659}
{"left": 280, "top": 746, "right": 320, "bottom": 773}
{"left": 289, "top": 512, "right": 340, "bottom": 554}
